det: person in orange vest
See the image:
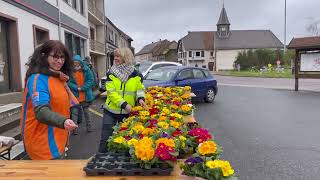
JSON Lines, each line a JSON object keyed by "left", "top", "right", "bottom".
{"left": 68, "top": 55, "right": 94, "bottom": 134}
{"left": 20, "top": 40, "right": 78, "bottom": 160}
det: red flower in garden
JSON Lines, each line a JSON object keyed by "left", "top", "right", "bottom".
{"left": 125, "top": 135, "right": 132, "bottom": 140}
{"left": 130, "top": 111, "right": 139, "bottom": 116}
{"left": 120, "top": 127, "right": 128, "bottom": 131}
{"left": 170, "top": 116, "right": 175, "bottom": 121}
{"left": 138, "top": 134, "right": 144, "bottom": 139}
{"left": 149, "top": 107, "right": 160, "bottom": 115}
{"left": 149, "top": 119, "right": 158, "bottom": 125}
{"left": 173, "top": 101, "right": 181, "bottom": 106}
{"left": 155, "top": 143, "right": 176, "bottom": 161}
{"left": 188, "top": 128, "right": 212, "bottom": 143}
{"left": 166, "top": 100, "right": 171, "bottom": 104}
{"left": 172, "top": 129, "right": 182, "bottom": 137}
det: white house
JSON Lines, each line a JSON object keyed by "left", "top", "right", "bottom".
{"left": 177, "top": 32, "right": 215, "bottom": 70}
{"left": 0, "top": 0, "right": 90, "bottom": 94}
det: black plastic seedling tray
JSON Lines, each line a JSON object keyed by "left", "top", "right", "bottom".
{"left": 83, "top": 153, "right": 173, "bottom": 176}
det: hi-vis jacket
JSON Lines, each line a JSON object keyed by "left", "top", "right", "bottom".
{"left": 104, "top": 70, "right": 145, "bottom": 114}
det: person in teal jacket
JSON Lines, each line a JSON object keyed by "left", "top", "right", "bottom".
{"left": 68, "top": 55, "right": 94, "bottom": 134}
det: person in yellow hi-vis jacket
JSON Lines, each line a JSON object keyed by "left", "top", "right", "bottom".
{"left": 98, "top": 47, "right": 146, "bottom": 153}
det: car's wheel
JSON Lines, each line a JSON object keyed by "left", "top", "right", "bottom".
{"left": 204, "top": 88, "right": 215, "bottom": 103}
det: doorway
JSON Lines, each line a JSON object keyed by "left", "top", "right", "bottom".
{"left": 0, "top": 19, "right": 10, "bottom": 93}
{"left": 208, "top": 62, "right": 215, "bottom": 71}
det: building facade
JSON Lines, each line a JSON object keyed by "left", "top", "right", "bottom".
{"left": 177, "top": 32, "right": 215, "bottom": 70}
{"left": 177, "top": 6, "right": 283, "bottom": 71}
{"left": 88, "top": 0, "right": 106, "bottom": 79}
{"left": 0, "top": 0, "right": 89, "bottom": 94}
{"left": 135, "top": 40, "right": 178, "bottom": 63}
{"left": 106, "top": 18, "right": 134, "bottom": 68}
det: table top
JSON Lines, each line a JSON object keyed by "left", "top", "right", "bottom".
{"left": 0, "top": 160, "right": 198, "bottom": 180}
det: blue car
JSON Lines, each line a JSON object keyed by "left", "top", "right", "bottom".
{"left": 144, "top": 66, "right": 218, "bottom": 103}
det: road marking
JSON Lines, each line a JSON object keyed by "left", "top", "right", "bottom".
{"left": 219, "top": 83, "right": 292, "bottom": 90}
{"left": 89, "top": 108, "right": 103, "bottom": 117}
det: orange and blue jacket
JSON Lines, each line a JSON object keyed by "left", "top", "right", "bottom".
{"left": 20, "top": 73, "right": 74, "bottom": 160}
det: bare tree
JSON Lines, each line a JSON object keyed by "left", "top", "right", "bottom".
{"left": 306, "top": 18, "right": 320, "bottom": 36}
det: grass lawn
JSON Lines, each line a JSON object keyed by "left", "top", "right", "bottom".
{"left": 218, "top": 69, "right": 293, "bottom": 78}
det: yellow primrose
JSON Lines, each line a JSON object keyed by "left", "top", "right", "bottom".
{"left": 205, "top": 160, "right": 235, "bottom": 177}
{"left": 142, "top": 128, "right": 155, "bottom": 136}
{"left": 170, "top": 105, "right": 179, "bottom": 110}
{"left": 184, "top": 86, "right": 191, "bottom": 91}
{"left": 151, "top": 114, "right": 158, "bottom": 119}
{"left": 181, "top": 105, "right": 191, "bottom": 112}
{"left": 113, "top": 137, "right": 126, "bottom": 144}
{"left": 170, "top": 121, "right": 182, "bottom": 129}
{"left": 139, "top": 137, "right": 154, "bottom": 146}
{"left": 132, "top": 123, "right": 145, "bottom": 134}
{"left": 156, "top": 138, "right": 175, "bottom": 148}
{"left": 171, "top": 113, "right": 183, "bottom": 119}
{"left": 161, "top": 108, "right": 170, "bottom": 115}
{"left": 139, "top": 110, "right": 150, "bottom": 117}
{"left": 181, "top": 93, "right": 191, "bottom": 99}
{"left": 179, "top": 136, "right": 187, "bottom": 141}
{"left": 173, "top": 97, "right": 182, "bottom": 102}
{"left": 157, "top": 122, "right": 169, "bottom": 130}
{"left": 128, "top": 138, "right": 138, "bottom": 146}
{"left": 158, "top": 116, "right": 167, "bottom": 121}
{"left": 198, "top": 141, "right": 217, "bottom": 156}
{"left": 132, "top": 106, "right": 143, "bottom": 111}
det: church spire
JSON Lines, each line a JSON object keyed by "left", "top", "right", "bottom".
{"left": 217, "top": 5, "right": 230, "bottom": 26}
{"left": 217, "top": 4, "right": 230, "bottom": 38}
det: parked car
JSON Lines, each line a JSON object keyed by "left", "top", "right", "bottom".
{"left": 136, "top": 61, "right": 182, "bottom": 77}
{"left": 99, "top": 61, "right": 182, "bottom": 91}
{"left": 144, "top": 66, "right": 218, "bottom": 103}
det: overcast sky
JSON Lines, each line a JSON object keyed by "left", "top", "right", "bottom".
{"left": 105, "top": 0, "right": 320, "bottom": 52}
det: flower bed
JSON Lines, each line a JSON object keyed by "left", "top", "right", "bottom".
{"left": 105, "top": 86, "right": 237, "bottom": 179}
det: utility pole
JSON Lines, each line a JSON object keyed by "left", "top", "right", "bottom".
{"left": 284, "top": 0, "right": 287, "bottom": 56}
{"left": 57, "top": 0, "right": 62, "bottom": 41}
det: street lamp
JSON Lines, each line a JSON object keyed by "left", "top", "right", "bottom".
{"left": 284, "top": 0, "right": 287, "bottom": 56}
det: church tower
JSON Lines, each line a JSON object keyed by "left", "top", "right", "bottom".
{"left": 217, "top": 4, "right": 231, "bottom": 38}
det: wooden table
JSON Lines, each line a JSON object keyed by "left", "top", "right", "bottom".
{"left": 0, "top": 160, "right": 199, "bottom": 180}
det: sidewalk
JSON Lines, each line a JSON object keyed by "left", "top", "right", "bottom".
{"left": 213, "top": 74, "right": 320, "bottom": 92}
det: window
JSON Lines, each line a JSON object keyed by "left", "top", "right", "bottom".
{"left": 210, "top": 51, "right": 214, "bottom": 57}
{"left": 65, "top": 32, "right": 86, "bottom": 57}
{"left": 109, "top": 30, "right": 114, "bottom": 42}
{"left": 193, "top": 69, "right": 205, "bottom": 79}
{"left": 178, "top": 69, "right": 193, "bottom": 80}
{"left": 150, "top": 64, "right": 165, "bottom": 70}
{"left": 184, "top": 52, "right": 187, "bottom": 58}
{"left": 80, "top": 39, "right": 85, "bottom": 58}
{"left": 79, "top": 0, "right": 84, "bottom": 15}
{"left": 189, "top": 51, "right": 192, "bottom": 57}
{"left": 72, "top": 0, "right": 77, "bottom": 10}
{"left": 90, "top": 27, "right": 95, "bottom": 40}
{"left": 195, "top": 51, "right": 201, "bottom": 57}
{"left": 203, "top": 70, "right": 211, "bottom": 77}
{"left": 115, "top": 34, "right": 118, "bottom": 46}
{"left": 33, "top": 25, "right": 49, "bottom": 47}
{"left": 221, "top": 27, "right": 226, "bottom": 31}
{"left": 201, "top": 51, "right": 204, "bottom": 57}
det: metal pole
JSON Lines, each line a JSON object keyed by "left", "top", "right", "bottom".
{"left": 284, "top": 0, "right": 287, "bottom": 56}
{"left": 57, "top": 0, "right": 62, "bottom": 41}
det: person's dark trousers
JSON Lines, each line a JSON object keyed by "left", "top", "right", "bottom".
{"left": 81, "top": 102, "right": 93, "bottom": 132}
{"left": 98, "top": 110, "right": 128, "bottom": 153}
